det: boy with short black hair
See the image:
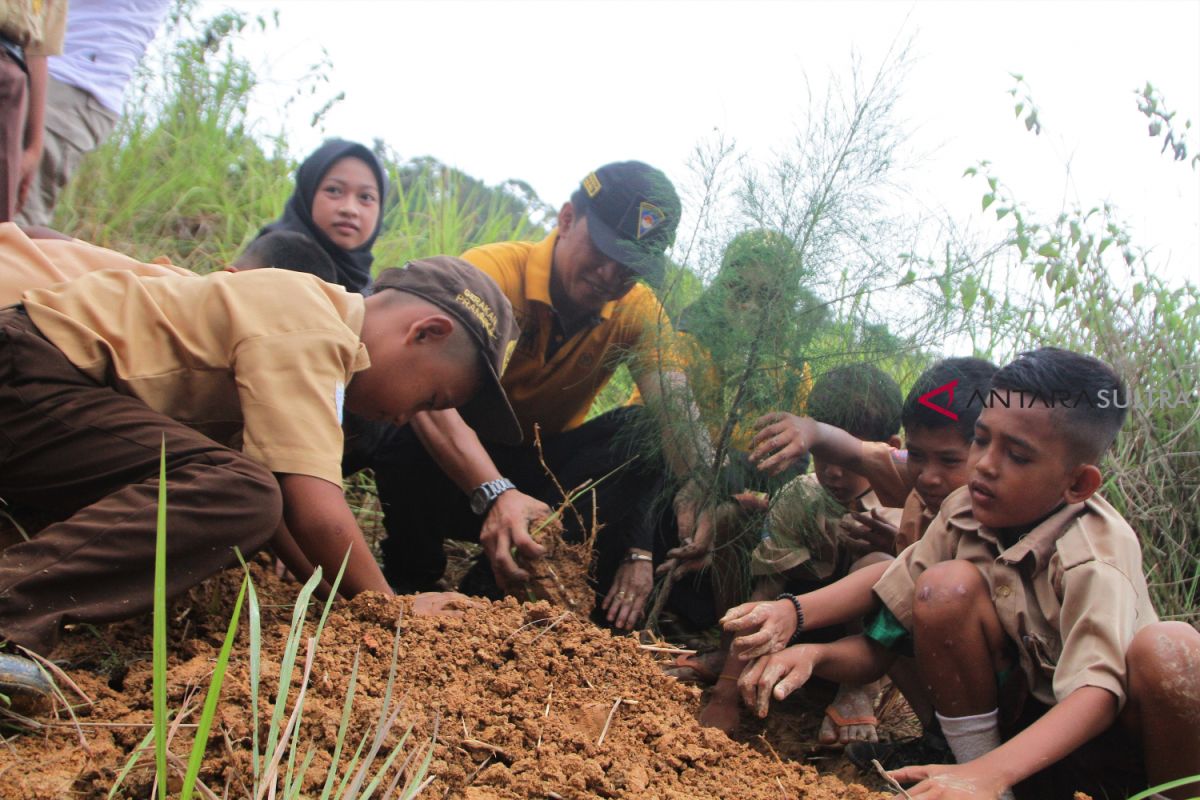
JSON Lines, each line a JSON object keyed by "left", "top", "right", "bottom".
{"left": 728, "top": 348, "right": 1200, "bottom": 800}
{"left": 0, "top": 227, "right": 520, "bottom": 710}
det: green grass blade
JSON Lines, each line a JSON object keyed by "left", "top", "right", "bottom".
{"left": 153, "top": 436, "right": 169, "bottom": 800}
{"left": 285, "top": 745, "right": 317, "bottom": 800}
{"left": 180, "top": 574, "right": 248, "bottom": 800}
{"left": 1126, "top": 775, "right": 1200, "bottom": 800}
{"left": 235, "top": 551, "right": 264, "bottom": 786}
{"left": 318, "top": 648, "right": 360, "bottom": 800}
{"left": 260, "top": 565, "right": 323, "bottom": 783}
{"left": 106, "top": 728, "right": 155, "bottom": 799}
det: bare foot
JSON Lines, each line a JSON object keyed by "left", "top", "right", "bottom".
{"left": 818, "top": 683, "right": 879, "bottom": 746}
{"left": 699, "top": 684, "right": 742, "bottom": 733}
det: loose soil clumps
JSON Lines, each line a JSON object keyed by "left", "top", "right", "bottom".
{"left": 0, "top": 561, "right": 883, "bottom": 799}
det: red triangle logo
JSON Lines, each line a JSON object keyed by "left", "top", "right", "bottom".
{"left": 918, "top": 379, "right": 959, "bottom": 420}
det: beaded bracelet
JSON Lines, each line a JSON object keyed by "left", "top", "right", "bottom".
{"left": 776, "top": 592, "right": 805, "bottom": 646}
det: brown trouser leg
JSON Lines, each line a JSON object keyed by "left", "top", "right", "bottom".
{"left": 0, "top": 50, "right": 28, "bottom": 221}
{"left": 0, "top": 309, "right": 282, "bottom": 655}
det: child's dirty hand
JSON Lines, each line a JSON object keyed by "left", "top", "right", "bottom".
{"left": 659, "top": 509, "right": 715, "bottom": 576}
{"left": 480, "top": 489, "right": 549, "bottom": 591}
{"left": 749, "top": 413, "right": 817, "bottom": 476}
{"left": 840, "top": 508, "right": 899, "bottom": 554}
{"left": 737, "top": 645, "right": 817, "bottom": 718}
{"left": 720, "top": 599, "right": 797, "bottom": 661}
{"left": 888, "top": 763, "right": 1009, "bottom": 798}
{"left": 410, "top": 591, "right": 476, "bottom": 618}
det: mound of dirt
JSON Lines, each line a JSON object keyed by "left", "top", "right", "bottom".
{"left": 0, "top": 560, "right": 884, "bottom": 799}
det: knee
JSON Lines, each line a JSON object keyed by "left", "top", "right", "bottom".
{"left": 1126, "top": 621, "right": 1200, "bottom": 709}
{"left": 912, "top": 560, "right": 988, "bottom": 626}
{"left": 210, "top": 452, "right": 282, "bottom": 549}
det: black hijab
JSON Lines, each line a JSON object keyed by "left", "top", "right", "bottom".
{"left": 256, "top": 139, "right": 387, "bottom": 294}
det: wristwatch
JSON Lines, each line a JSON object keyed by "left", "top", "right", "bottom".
{"left": 469, "top": 477, "right": 516, "bottom": 515}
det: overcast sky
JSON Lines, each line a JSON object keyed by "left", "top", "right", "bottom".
{"left": 199, "top": 0, "right": 1200, "bottom": 283}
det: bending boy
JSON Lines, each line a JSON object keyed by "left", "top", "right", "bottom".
{"left": 0, "top": 228, "right": 519, "bottom": 699}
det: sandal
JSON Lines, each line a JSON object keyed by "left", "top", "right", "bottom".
{"left": 821, "top": 704, "right": 879, "bottom": 747}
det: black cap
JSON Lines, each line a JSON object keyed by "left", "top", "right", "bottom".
{"left": 373, "top": 257, "right": 523, "bottom": 444}
{"left": 573, "top": 161, "right": 680, "bottom": 287}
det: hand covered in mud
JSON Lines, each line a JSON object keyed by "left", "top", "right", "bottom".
{"left": 749, "top": 413, "right": 818, "bottom": 476}
{"left": 840, "top": 508, "right": 898, "bottom": 554}
{"left": 659, "top": 505, "right": 716, "bottom": 577}
{"left": 602, "top": 551, "right": 654, "bottom": 630}
{"left": 720, "top": 599, "right": 798, "bottom": 661}
{"left": 737, "top": 644, "right": 818, "bottom": 718}
{"left": 410, "top": 591, "right": 476, "bottom": 618}
{"left": 480, "top": 489, "right": 549, "bottom": 591}
{"left": 732, "top": 491, "right": 770, "bottom": 513}
{"left": 888, "top": 763, "right": 1009, "bottom": 799}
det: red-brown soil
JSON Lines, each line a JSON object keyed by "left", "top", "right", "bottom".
{"left": 511, "top": 515, "right": 595, "bottom": 614}
{"left": 0, "top": 559, "right": 890, "bottom": 799}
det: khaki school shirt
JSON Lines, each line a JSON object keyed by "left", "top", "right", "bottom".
{"left": 873, "top": 486, "right": 1158, "bottom": 710}
{"left": 0, "top": 222, "right": 192, "bottom": 306}
{"left": 461, "top": 231, "right": 675, "bottom": 439}
{"left": 751, "top": 473, "right": 902, "bottom": 578}
{"left": 0, "top": 0, "right": 66, "bottom": 54}
{"left": 21, "top": 268, "right": 369, "bottom": 486}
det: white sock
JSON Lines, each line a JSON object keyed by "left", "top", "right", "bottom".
{"left": 935, "top": 709, "right": 1015, "bottom": 800}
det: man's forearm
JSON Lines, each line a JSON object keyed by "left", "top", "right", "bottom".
{"left": 411, "top": 409, "right": 502, "bottom": 493}
{"left": 637, "top": 369, "right": 714, "bottom": 478}
{"left": 22, "top": 56, "right": 47, "bottom": 152}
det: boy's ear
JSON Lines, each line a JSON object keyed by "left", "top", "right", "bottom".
{"left": 408, "top": 314, "right": 455, "bottom": 344}
{"left": 887, "top": 434, "right": 902, "bottom": 449}
{"left": 557, "top": 201, "right": 576, "bottom": 232}
{"left": 1063, "top": 463, "right": 1103, "bottom": 505}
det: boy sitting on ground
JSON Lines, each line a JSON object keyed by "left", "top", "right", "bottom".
{"left": 0, "top": 227, "right": 520, "bottom": 711}
{"left": 743, "top": 357, "right": 997, "bottom": 764}
{"left": 728, "top": 348, "right": 1200, "bottom": 800}
{"left": 679, "top": 363, "right": 904, "bottom": 741}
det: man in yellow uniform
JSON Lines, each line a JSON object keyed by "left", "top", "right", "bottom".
{"left": 371, "top": 161, "right": 714, "bottom": 630}
{"left": 0, "top": 227, "right": 520, "bottom": 707}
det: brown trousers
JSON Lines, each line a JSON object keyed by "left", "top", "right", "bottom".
{"left": 0, "top": 49, "right": 27, "bottom": 221}
{"left": 0, "top": 308, "right": 282, "bottom": 654}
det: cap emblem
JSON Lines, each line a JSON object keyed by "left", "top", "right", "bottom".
{"left": 583, "top": 172, "right": 602, "bottom": 198}
{"left": 637, "top": 201, "right": 666, "bottom": 239}
{"left": 456, "top": 289, "right": 498, "bottom": 339}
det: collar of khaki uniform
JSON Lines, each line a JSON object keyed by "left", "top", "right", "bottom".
{"left": 941, "top": 487, "right": 1078, "bottom": 577}
{"left": 527, "top": 231, "right": 620, "bottom": 322}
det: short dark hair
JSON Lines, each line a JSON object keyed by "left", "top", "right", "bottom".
{"left": 236, "top": 231, "right": 338, "bottom": 283}
{"left": 902, "top": 357, "right": 998, "bottom": 443}
{"left": 990, "top": 347, "right": 1127, "bottom": 463}
{"left": 807, "top": 363, "right": 903, "bottom": 443}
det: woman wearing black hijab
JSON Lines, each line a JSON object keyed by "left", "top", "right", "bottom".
{"left": 253, "top": 138, "right": 387, "bottom": 294}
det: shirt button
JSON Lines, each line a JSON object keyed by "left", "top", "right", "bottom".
{"left": 996, "top": 585, "right": 1012, "bottom": 599}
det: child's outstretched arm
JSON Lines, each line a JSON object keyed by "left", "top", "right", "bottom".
{"left": 722, "top": 558, "right": 889, "bottom": 660}
{"left": 277, "top": 474, "right": 392, "bottom": 596}
{"left": 749, "top": 412, "right": 866, "bottom": 477}
{"left": 739, "top": 635, "right": 895, "bottom": 718}
{"left": 890, "top": 686, "right": 1118, "bottom": 799}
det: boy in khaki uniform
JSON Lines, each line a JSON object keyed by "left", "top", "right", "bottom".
{"left": 0, "top": 227, "right": 520, "bottom": 709}
{"left": 727, "top": 348, "right": 1200, "bottom": 800}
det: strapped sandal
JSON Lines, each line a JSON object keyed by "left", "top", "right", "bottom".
{"left": 821, "top": 704, "right": 879, "bottom": 747}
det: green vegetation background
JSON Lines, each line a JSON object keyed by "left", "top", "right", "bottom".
{"left": 51, "top": 5, "right": 1198, "bottom": 625}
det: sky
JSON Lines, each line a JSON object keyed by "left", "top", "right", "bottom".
{"left": 198, "top": 0, "right": 1200, "bottom": 284}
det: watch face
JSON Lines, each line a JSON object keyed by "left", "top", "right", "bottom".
{"left": 470, "top": 489, "right": 487, "bottom": 515}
